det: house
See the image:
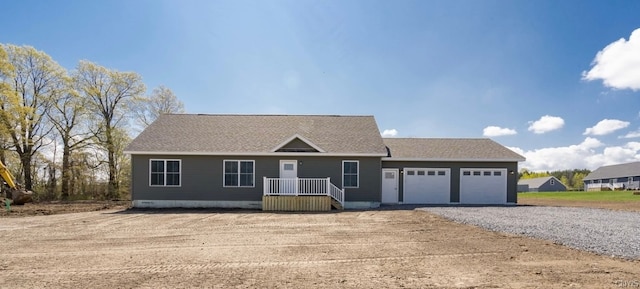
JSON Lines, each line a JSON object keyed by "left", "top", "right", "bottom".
{"left": 517, "top": 176, "right": 567, "bottom": 192}
{"left": 124, "top": 114, "right": 525, "bottom": 210}
{"left": 583, "top": 161, "right": 640, "bottom": 191}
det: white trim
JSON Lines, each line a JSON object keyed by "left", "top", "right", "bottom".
{"left": 132, "top": 200, "right": 262, "bottom": 209}
{"left": 342, "top": 160, "right": 360, "bottom": 188}
{"left": 149, "top": 159, "right": 182, "bottom": 187}
{"left": 126, "top": 151, "right": 386, "bottom": 157}
{"left": 270, "top": 134, "right": 326, "bottom": 153}
{"left": 223, "top": 160, "right": 256, "bottom": 188}
{"left": 382, "top": 157, "right": 525, "bottom": 162}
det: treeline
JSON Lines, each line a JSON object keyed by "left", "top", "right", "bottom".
{"left": 0, "top": 44, "right": 185, "bottom": 201}
{"left": 519, "top": 168, "right": 591, "bottom": 190}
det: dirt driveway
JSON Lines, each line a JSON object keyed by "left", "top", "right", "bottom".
{"left": 1, "top": 208, "right": 639, "bottom": 288}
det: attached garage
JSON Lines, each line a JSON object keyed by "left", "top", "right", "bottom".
{"left": 403, "top": 168, "right": 450, "bottom": 204}
{"left": 382, "top": 138, "right": 524, "bottom": 205}
{"left": 460, "top": 168, "right": 507, "bottom": 204}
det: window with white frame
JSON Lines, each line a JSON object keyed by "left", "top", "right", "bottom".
{"left": 150, "top": 159, "right": 181, "bottom": 186}
{"left": 343, "top": 160, "right": 359, "bottom": 188}
{"left": 224, "top": 160, "right": 255, "bottom": 187}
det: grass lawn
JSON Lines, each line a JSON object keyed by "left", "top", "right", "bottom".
{"left": 519, "top": 190, "right": 640, "bottom": 212}
{"left": 518, "top": 190, "right": 640, "bottom": 202}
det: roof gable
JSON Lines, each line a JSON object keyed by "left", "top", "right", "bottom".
{"left": 272, "top": 134, "right": 325, "bottom": 153}
{"left": 383, "top": 138, "right": 525, "bottom": 161}
{"left": 125, "top": 114, "right": 388, "bottom": 156}
{"left": 518, "top": 176, "right": 559, "bottom": 188}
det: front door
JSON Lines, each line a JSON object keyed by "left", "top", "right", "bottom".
{"left": 280, "top": 160, "right": 297, "bottom": 179}
{"left": 381, "top": 169, "right": 399, "bottom": 203}
{"left": 279, "top": 160, "right": 298, "bottom": 194}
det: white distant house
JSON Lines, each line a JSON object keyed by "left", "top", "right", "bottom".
{"left": 583, "top": 161, "right": 640, "bottom": 191}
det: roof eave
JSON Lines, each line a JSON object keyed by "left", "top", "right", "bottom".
{"left": 124, "top": 151, "right": 388, "bottom": 157}
{"left": 382, "top": 157, "right": 525, "bottom": 162}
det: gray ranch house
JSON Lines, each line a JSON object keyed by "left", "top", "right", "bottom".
{"left": 124, "top": 114, "right": 524, "bottom": 210}
{"left": 517, "top": 176, "right": 567, "bottom": 192}
{"left": 584, "top": 161, "right": 640, "bottom": 191}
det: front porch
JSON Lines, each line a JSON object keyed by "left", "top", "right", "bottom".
{"left": 262, "top": 177, "right": 344, "bottom": 211}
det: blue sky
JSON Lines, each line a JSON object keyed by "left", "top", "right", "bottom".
{"left": 2, "top": 0, "right": 640, "bottom": 171}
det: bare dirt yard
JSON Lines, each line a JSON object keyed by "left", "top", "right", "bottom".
{"left": 1, "top": 204, "right": 639, "bottom": 288}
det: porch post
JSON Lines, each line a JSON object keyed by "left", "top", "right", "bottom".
{"left": 263, "top": 177, "right": 267, "bottom": 195}
{"left": 295, "top": 177, "right": 299, "bottom": 196}
{"left": 327, "top": 177, "right": 331, "bottom": 196}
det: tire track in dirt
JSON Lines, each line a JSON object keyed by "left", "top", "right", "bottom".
{"left": 0, "top": 251, "right": 501, "bottom": 276}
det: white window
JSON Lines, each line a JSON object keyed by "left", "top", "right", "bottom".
{"left": 342, "top": 160, "right": 359, "bottom": 188}
{"left": 150, "top": 159, "right": 181, "bottom": 187}
{"left": 550, "top": 179, "right": 555, "bottom": 185}
{"left": 224, "top": 160, "right": 255, "bottom": 187}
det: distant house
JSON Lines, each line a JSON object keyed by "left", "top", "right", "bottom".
{"left": 517, "top": 176, "right": 567, "bottom": 192}
{"left": 583, "top": 161, "right": 640, "bottom": 191}
{"left": 124, "top": 114, "right": 525, "bottom": 210}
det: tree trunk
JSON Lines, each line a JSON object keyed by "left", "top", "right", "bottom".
{"left": 61, "top": 144, "right": 71, "bottom": 200}
{"left": 106, "top": 127, "right": 118, "bottom": 199}
{"left": 20, "top": 154, "right": 32, "bottom": 191}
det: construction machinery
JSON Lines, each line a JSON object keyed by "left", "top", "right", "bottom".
{"left": 0, "top": 160, "right": 33, "bottom": 205}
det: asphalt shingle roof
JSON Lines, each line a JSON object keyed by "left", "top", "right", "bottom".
{"left": 583, "top": 161, "right": 640, "bottom": 180}
{"left": 125, "top": 114, "right": 388, "bottom": 155}
{"left": 383, "top": 138, "right": 525, "bottom": 161}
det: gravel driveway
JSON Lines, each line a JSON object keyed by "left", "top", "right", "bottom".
{"left": 422, "top": 206, "right": 640, "bottom": 260}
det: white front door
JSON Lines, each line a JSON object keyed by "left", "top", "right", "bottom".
{"left": 279, "top": 160, "right": 298, "bottom": 194}
{"left": 381, "top": 169, "right": 399, "bottom": 203}
{"left": 280, "top": 160, "right": 297, "bottom": 179}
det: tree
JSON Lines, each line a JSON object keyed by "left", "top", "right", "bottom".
{"left": 133, "top": 85, "right": 185, "bottom": 128}
{"left": 0, "top": 44, "right": 66, "bottom": 190}
{"left": 46, "top": 81, "right": 93, "bottom": 199}
{"left": 560, "top": 175, "right": 570, "bottom": 189}
{"left": 74, "top": 60, "right": 145, "bottom": 199}
{"left": 0, "top": 45, "right": 14, "bottom": 164}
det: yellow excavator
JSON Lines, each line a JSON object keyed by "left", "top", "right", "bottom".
{"left": 0, "top": 160, "right": 33, "bottom": 205}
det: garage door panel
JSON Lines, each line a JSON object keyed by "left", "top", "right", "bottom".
{"left": 403, "top": 168, "right": 450, "bottom": 204}
{"left": 460, "top": 169, "right": 507, "bottom": 204}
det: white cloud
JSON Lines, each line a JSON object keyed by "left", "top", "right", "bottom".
{"left": 583, "top": 119, "right": 630, "bottom": 135}
{"left": 620, "top": 129, "right": 640, "bottom": 139}
{"left": 582, "top": 28, "right": 640, "bottom": 91}
{"left": 381, "top": 129, "right": 398, "bottom": 137}
{"left": 482, "top": 126, "right": 517, "bottom": 137}
{"left": 510, "top": 138, "right": 640, "bottom": 171}
{"left": 527, "top": 115, "right": 565, "bottom": 134}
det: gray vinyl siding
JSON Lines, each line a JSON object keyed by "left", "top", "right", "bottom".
{"left": 536, "top": 180, "right": 567, "bottom": 192}
{"left": 382, "top": 161, "right": 519, "bottom": 203}
{"left": 131, "top": 155, "right": 381, "bottom": 202}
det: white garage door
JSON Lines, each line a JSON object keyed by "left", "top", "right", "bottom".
{"left": 459, "top": 168, "right": 507, "bottom": 204}
{"left": 403, "top": 168, "right": 450, "bottom": 204}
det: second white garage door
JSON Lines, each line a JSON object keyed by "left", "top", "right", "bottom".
{"left": 459, "top": 168, "right": 507, "bottom": 204}
{"left": 403, "top": 168, "right": 450, "bottom": 204}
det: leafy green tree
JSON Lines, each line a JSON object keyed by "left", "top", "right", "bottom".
{"left": 74, "top": 60, "right": 145, "bottom": 199}
{"left": 0, "top": 44, "right": 66, "bottom": 190}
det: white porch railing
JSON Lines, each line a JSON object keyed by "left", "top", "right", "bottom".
{"left": 263, "top": 177, "right": 344, "bottom": 206}
{"left": 585, "top": 182, "right": 626, "bottom": 190}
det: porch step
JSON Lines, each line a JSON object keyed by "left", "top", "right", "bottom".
{"left": 331, "top": 199, "right": 344, "bottom": 210}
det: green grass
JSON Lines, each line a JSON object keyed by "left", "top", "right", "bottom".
{"left": 518, "top": 190, "right": 640, "bottom": 202}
